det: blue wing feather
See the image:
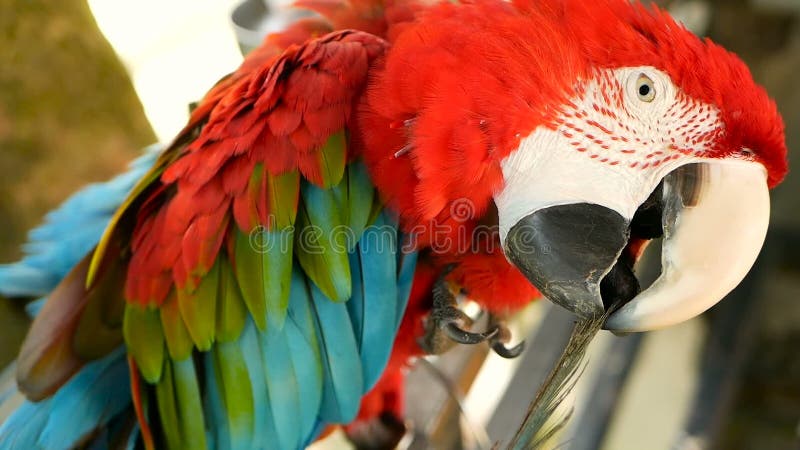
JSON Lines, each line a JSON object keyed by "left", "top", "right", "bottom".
{"left": 0, "top": 147, "right": 159, "bottom": 450}
{"left": 0, "top": 349, "right": 130, "bottom": 449}
{"left": 39, "top": 349, "right": 130, "bottom": 448}
{"left": 260, "top": 316, "right": 302, "bottom": 449}
{"left": 0, "top": 146, "right": 422, "bottom": 450}
{"left": 350, "top": 213, "right": 399, "bottom": 390}
{"left": 346, "top": 250, "right": 365, "bottom": 345}
{"left": 0, "top": 401, "right": 49, "bottom": 449}
{"left": 286, "top": 268, "right": 323, "bottom": 442}
{"left": 309, "top": 281, "right": 364, "bottom": 424}
{"left": 395, "top": 238, "right": 418, "bottom": 332}
{"left": 203, "top": 347, "right": 231, "bottom": 450}
{"left": 239, "top": 320, "right": 280, "bottom": 450}
{"left": 0, "top": 145, "right": 160, "bottom": 298}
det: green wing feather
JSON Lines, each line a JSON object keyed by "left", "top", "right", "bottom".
{"left": 318, "top": 131, "right": 347, "bottom": 189}
{"left": 296, "top": 180, "right": 352, "bottom": 302}
{"left": 123, "top": 304, "right": 165, "bottom": 384}
{"left": 212, "top": 341, "right": 256, "bottom": 449}
{"left": 172, "top": 358, "right": 208, "bottom": 449}
{"left": 159, "top": 292, "right": 195, "bottom": 361}
{"left": 216, "top": 256, "right": 249, "bottom": 342}
{"left": 233, "top": 226, "right": 295, "bottom": 331}
{"left": 177, "top": 259, "right": 219, "bottom": 351}
{"left": 155, "top": 360, "right": 181, "bottom": 450}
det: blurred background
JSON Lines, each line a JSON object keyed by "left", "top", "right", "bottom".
{"left": 0, "top": 0, "right": 797, "bottom": 449}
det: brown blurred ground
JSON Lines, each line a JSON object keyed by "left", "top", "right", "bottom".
{"left": 0, "top": 0, "right": 155, "bottom": 366}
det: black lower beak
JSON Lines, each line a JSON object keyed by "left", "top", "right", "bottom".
{"left": 503, "top": 203, "right": 632, "bottom": 318}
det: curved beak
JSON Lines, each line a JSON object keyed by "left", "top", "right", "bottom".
{"left": 605, "top": 159, "right": 769, "bottom": 331}
{"left": 504, "top": 203, "right": 628, "bottom": 318}
{"left": 499, "top": 158, "right": 770, "bottom": 331}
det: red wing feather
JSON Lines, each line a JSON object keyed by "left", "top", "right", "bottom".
{"left": 128, "top": 30, "right": 388, "bottom": 307}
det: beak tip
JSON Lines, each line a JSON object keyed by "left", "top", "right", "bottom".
{"left": 603, "top": 160, "right": 771, "bottom": 333}
{"left": 602, "top": 313, "right": 637, "bottom": 332}
{"left": 546, "top": 285, "right": 605, "bottom": 320}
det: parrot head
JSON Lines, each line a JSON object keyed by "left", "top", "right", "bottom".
{"left": 492, "top": 1, "right": 789, "bottom": 331}
{"left": 362, "top": 0, "right": 788, "bottom": 332}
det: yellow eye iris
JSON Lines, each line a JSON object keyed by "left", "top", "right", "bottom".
{"left": 636, "top": 74, "right": 656, "bottom": 102}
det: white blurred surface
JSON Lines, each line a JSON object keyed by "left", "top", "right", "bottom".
{"left": 602, "top": 318, "right": 705, "bottom": 450}
{"left": 88, "top": 0, "right": 244, "bottom": 142}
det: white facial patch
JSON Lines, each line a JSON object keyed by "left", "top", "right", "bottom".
{"left": 494, "top": 66, "right": 722, "bottom": 241}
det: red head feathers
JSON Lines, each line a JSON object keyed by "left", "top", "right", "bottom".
{"left": 359, "top": 0, "right": 787, "bottom": 237}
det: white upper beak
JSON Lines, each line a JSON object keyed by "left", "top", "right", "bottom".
{"left": 604, "top": 159, "right": 770, "bottom": 331}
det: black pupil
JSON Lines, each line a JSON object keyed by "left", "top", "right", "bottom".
{"left": 639, "top": 84, "right": 651, "bottom": 96}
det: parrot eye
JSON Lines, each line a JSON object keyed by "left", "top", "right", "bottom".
{"left": 636, "top": 74, "right": 656, "bottom": 102}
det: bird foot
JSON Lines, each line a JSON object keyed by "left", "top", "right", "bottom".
{"left": 418, "top": 274, "right": 524, "bottom": 359}
{"left": 487, "top": 314, "right": 525, "bottom": 359}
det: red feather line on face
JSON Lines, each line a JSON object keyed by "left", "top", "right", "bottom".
{"left": 125, "top": 31, "right": 388, "bottom": 306}
{"left": 541, "top": 0, "right": 788, "bottom": 187}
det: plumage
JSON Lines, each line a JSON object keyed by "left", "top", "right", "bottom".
{"left": 123, "top": 304, "right": 166, "bottom": 384}
{"left": 177, "top": 258, "right": 220, "bottom": 350}
{"left": 315, "top": 131, "right": 348, "bottom": 188}
{"left": 309, "top": 280, "right": 364, "bottom": 423}
{"left": 394, "top": 246, "right": 418, "bottom": 332}
{"left": 202, "top": 345, "right": 232, "bottom": 449}
{"left": 0, "top": 350, "right": 132, "bottom": 449}
{"left": 41, "top": 349, "right": 131, "bottom": 448}
{"left": 330, "top": 161, "right": 375, "bottom": 252}
{"left": 233, "top": 226, "right": 295, "bottom": 331}
{"left": 159, "top": 291, "right": 195, "bottom": 360}
{"left": 0, "top": 0, "right": 789, "bottom": 448}
{"left": 14, "top": 257, "right": 92, "bottom": 401}
{"left": 296, "top": 181, "right": 352, "bottom": 302}
{"left": 347, "top": 212, "right": 399, "bottom": 390}
{"left": 154, "top": 358, "right": 183, "bottom": 450}
{"left": 259, "top": 314, "right": 302, "bottom": 449}
{"left": 215, "top": 256, "right": 249, "bottom": 342}
{"left": 0, "top": 148, "right": 159, "bottom": 298}
{"left": 285, "top": 267, "right": 324, "bottom": 440}
{"left": 237, "top": 320, "right": 280, "bottom": 449}
{"left": 210, "top": 341, "right": 255, "bottom": 449}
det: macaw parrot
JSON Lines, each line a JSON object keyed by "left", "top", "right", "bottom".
{"left": 0, "top": 0, "right": 788, "bottom": 448}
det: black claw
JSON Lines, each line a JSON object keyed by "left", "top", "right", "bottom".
{"left": 443, "top": 322, "right": 498, "bottom": 345}
{"left": 486, "top": 313, "right": 525, "bottom": 358}
{"left": 491, "top": 340, "right": 525, "bottom": 359}
{"left": 421, "top": 270, "right": 512, "bottom": 353}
